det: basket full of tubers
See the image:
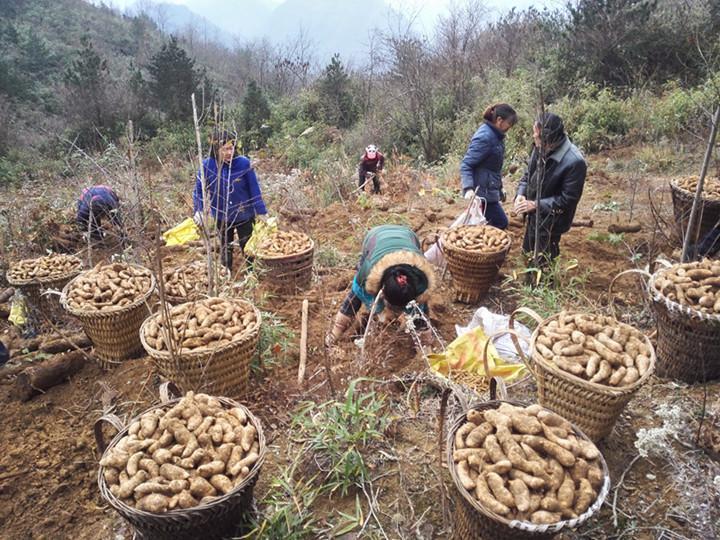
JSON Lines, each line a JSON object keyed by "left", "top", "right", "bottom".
{"left": 447, "top": 396, "right": 610, "bottom": 540}
{"left": 509, "top": 308, "right": 655, "bottom": 441}
{"left": 255, "top": 230, "right": 314, "bottom": 292}
{"left": 669, "top": 176, "right": 720, "bottom": 245}
{"left": 441, "top": 225, "right": 511, "bottom": 303}
{"left": 140, "top": 297, "right": 261, "bottom": 398}
{"left": 7, "top": 253, "right": 83, "bottom": 316}
{"left": 96, "top": 387, "right": 265, "bottom": 540}
{"left": 648, "top": 259, "right": 720, "bottom": 382}
{"left": 163, "top": 261, "right": 229, "bottom": 305}
{"left": 61, "top": 262, "right": 154, "bottom": 367}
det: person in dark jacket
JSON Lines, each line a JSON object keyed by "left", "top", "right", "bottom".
{"left": 76, "top": 185, "right": 123, "bottom": 240}
{"left": 358, "top": 145, "right": 385, "bottom": 194}
{"left": 460, "top": 103, "right": 518, "bottom": 229}
{"left": 514, "top": 112, "right": 587, "bottom": 264}
{"left": 193, "top": 129, "right": 268, "bottom": 270}
{"left": 326, "top": 225, "right": 435, "bottom": 346}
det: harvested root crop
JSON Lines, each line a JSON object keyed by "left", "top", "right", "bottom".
{"left": 8, "top": 254, "right": 82, "bottom": 283}
{"left": 443, "top": 225, "right": 511, "bottom": 254}
{"left": 163, "top": 261, "right": 217, "bottom": 301}
{"left": 535, "top": 312, "right": 653, "bottom": 387}
{"left": 65, "top": 262, "right": 152, "bottom": 312}
{"left": 672, "top": 176, "right": 720, "bottom": 200}
{"left": 652, "top": 259, "right": 720, "bottom": 314}
{"left": 143, "top": 298, "right": 259, "bottom": 353}
{"left": 100, "top": 391, "right": 261, "bottom": 512}
{"left": 257, "top": 230, "right": 312, "bottom": 258}
{"left": 452, "top": 403, "right": 605, "bottom": 524}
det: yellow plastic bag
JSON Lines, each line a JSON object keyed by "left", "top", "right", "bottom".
{"left": 163, "top": 218, "right": 200, "bottom": 246}
{"left": 244, "top": 216, "right": 278, "bottom": 258}
{"left": 428, "top": 326, "right": 526, "bottom": 383}
{"left": 9, "top": 297, "right": 27, "bottom": 327}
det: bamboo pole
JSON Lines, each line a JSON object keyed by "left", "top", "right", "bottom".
{"left": 297, "top": 299, "right": 309, "bottom": 386}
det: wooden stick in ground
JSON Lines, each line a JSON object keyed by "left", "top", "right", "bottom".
{"left": 13, "top": 350, "right": 87, "bottom": 401}
{"left": 682, "top": 105, "right": 720, "bottom": 262}
{"left": 297, "top": 299, "right": 309, "bottom": 386}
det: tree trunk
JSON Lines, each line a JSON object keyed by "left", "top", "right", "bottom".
{"left": 13, "top": 350, "right": 87, "bottom": 401}
{"left": 40, "top": 333, "right": 91, "bottom": 354}
{"left": 0, "top": 287, "right": 14, "bottom": 303}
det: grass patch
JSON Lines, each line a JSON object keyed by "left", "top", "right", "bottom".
{"left": 253, "top": 310, "right": 296, "bottom": 373}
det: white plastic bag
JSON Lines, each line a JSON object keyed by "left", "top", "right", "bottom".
{"left": 424, "top": 196, "right": 487, "bottom": 267}
{"left": 455, "top": 307, "right": 531, "bottom": 362}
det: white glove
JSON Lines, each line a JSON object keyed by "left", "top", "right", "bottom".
{"left": 464, "top": 190, "right": 475, "bottom": 200}
{"left": 256, "top": 213, "right": 268, "bottom": 222}
{"left": 193, "top": 212, "right": 203, "bottom": 225}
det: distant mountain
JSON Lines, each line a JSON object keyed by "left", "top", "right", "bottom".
{"left": 154, "top": 3, "right": 235, "bottom": 48}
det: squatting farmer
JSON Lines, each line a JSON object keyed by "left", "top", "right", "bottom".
{"left": 460, "top": 103, "right": 518, "bottom": 230}
{"left": 76, "top": 185, "right": 124, "bottom": 241}
{"left": 326, "top": 224, "right": 436, "bottom": 346}
{"left": 514, "top": 112, "right": 587, "bottom": 265}
{"left": 193, "top": 129, "right": 268, "bottom": 270}
{"left": 358, "top": 144, "right": 385, "bottom": 194}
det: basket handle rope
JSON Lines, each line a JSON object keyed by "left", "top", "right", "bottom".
{"left": 482, "top": 329, "right": 532, "bottom": 392}
{"left": 159, "top": 381, "right": 182, "bottom": 403}
{"left": 608, "top": 268, "right": 652, "bottom": 321}
{"left": 94, "top": 413, "right": 125, "bottom": 455}
{"left": 508, "top": 307, "right": 543, "bottom": 375}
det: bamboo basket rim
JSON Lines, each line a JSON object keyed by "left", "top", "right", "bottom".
{"left": 446, "top": 399, "right": 611, "bottom": 534}
{"left": 440, "top": 225, "right": 511, "bottom": 259}
{"left": 669, "top": 180, "right": 720, "bottom": 205}
{"left": 97, "top": 395, "right": 266, "bottom": 520}
{"left": 255, "top": 237, "right": 315, "bottom": 261}
{"left": 163, "top": 262, "right": 231, "bottom": 305}
{"left": 60, "top": 264, "right": 156, "bottom": 318}
{"left": 526, "top": 310, "right": 656, "bottom": 396}
{"left": 7, "top": 255, "right": 84, "bottom": 287}
{"left": 648, "top": 266, "right": 720, "bottom": 324}
{"left": 139, "top": 297, "right": 261, "bottom": 360}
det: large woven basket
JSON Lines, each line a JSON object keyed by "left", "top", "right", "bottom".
{"left": 7, "top": 256, "right": 83, "bottom": 319}
{"left": 648, "top": 265, "right": 720, "bottom": 382}
{"left": 60, "top": 264, "right": 155, "bottom": 369}
{"left": 441, "top": 226, "right": 511, "bottom": 304}
{"left": 447, "top": 397, "right": 610, "bottom": 539}
{"left": 256, "top": 240, "right": 314, "bottom": 293}
{"left": 140, "top": 298, "right": 261, "bottom": 399}
{"left": 95, "top": 386, "right": 266, "bottom": 540}
{"left": 670, "top": 181, "right": 720, "bottom": 245}
{"left": 509, "top": 307, "right": 655, "bottom": 441}
{"left": 163, "top": 262, "right": 230, "bottom": 305}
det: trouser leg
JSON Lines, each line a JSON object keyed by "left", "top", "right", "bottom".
{"left": 235, "top": 218, "right": 255, "bottom": 270}
{"left": 358, "top": 169, "right": 366, "bottom": 190}
{"left": 217, "top": 220, "right": 234, "bottom": 270}
{"left": 483, "top": 201, "right": 508, "bottom": 230}
{"left": 372, "top": 174, "right": 380, "bottom": 194}
{"left": 522, "top": 224, "right": 561, "bottom": 268}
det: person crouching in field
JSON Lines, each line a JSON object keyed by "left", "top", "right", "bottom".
{"left": 513, "top": 112, "right": 587, "bottom": 266}
{"left": 76, "top": 185, "right": 124, "bottom": 242}
{"left": 326, "top": 225, "right": 435, "bottom": 346}
{"left": 358, "top": 144, "right": 385, "bottom": 194}
{"left": 193, "top": 129, "right": 268, "bottom": 270}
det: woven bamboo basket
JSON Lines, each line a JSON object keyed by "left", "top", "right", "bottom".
{"left": 509, "top": 307, "right": 655, "bottom": 441}
{"left": 60, "top": 265, "right": 155, "bottom": 369}
{"left": 256, "top": 240, "right": 314, "bottom": 293}
{"left": 648, "top": 265, "right": 720, "bottom": 382}
{"left": 95, "top": 385, "right": 266, "bottom": 540}
{"left": 441, "top": 226, "right": 511, "bottom": 304}
{"left": 447, "top": 395, "right": 610, "bottom": 539}
{"left": 670, "top": 181, "right": 720, "bottom": 245}
{"left": 163, "top": 262, "right": 230, "bottom": 305}
{"left": 140, "top": 298, "right": 261, "bottom": 399}
{"left": 7, "top": 256, "right": 83, "bottom": 319}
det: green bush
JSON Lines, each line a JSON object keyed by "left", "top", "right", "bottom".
{"left": 143, "top": 123, "right": 197, "bottom": 161}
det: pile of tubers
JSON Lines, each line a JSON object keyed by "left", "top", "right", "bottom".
{"left": 8, "top": 254, "right": 82, "bottom": 282}
{"left": 652, "top": 259, "right": 720, "bottom": 314}
{"left": 452, "top": 403, "right": 604, "bottom": 524}
{"left": 100, "top": 391, "right": 261, "bottom": 513}
{"left": 444, "top": 225, "right": 511, "bottom": 253}
{"left": 163, "top": 262, "right": 210, "bottom": 301}
{"left": 65, "top": 262, "right": 152, "bottom": 312}
{"left": 257, "top": 230, "right": 312, "bottom": 258}
{"left": 535, "top": 313, "right": 652, "bottom": 387}
{"left": 673, "top": 177, "right": 720, "bottom": 200}
{"left": 143, "top": 298, "right": 259, "bottom": 353}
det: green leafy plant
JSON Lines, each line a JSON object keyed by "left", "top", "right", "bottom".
{"left": 592, "top": 200, "right": 621, "bottom": 213}
{"left": 292, "top": 378, "right": 390, "bottom": 496}
{"left": 587, "top": 231, "right": 625, "bottom": 246}
{"left": 253, "top": 311, "right": 296, "bottom": 373}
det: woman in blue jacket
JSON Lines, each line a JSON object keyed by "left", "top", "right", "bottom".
{"left": 460, "top": 103, "right": 517, "bottom": 229}
{"left": 193, "top": 129, "right": 268, "bottom": 270}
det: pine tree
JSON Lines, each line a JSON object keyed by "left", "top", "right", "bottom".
{"left": 317, "top": 54, "right": 358, "bottom": 129}
{"left": 147, "top": 36, "right": 206, "bottom": 122}
{"left": 240, "top": 80, "right": 271, "bottom": 149}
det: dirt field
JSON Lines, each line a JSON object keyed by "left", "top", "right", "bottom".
{"left": 1, "top": 149, "right": 719, "bottom": 540}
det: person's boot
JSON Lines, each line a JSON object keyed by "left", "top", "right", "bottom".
{"left": 325, "top": 312, "right": 353, "bottom": 347}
